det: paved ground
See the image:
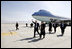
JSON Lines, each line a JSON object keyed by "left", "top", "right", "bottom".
{"left": 1, "top": 24, "right": 71, "bottom": 48}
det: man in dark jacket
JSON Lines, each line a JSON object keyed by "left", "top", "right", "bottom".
{"left": 53, "top": 22, "right": 58, "bottom": 33}
{"left": 40, "top": 21, "right": 46, "bottom": 39}
{"left": 30, "top": 23, "right": 33, "bottom": 27}
{"left": 16, "top": 22, "right": 19, "bottom": 30}
{"left": 26, "top": 23, "right": 28, "bottom": 27}
{"left": 48, "top": 22, "right": 52, "bottom": 34}
{"left": 32, "top": 20, "right": 40, "bottom": 38}
{"left": 60, "top": 22, "right": 67, "bottom": 36}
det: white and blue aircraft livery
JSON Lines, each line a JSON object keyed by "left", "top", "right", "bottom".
{"left": 32, "top": 10, "right": 71, "bottom": 22}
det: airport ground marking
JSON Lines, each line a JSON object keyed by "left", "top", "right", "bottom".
{"left": 1, "top": 32, "right": 17, "bottom": 36}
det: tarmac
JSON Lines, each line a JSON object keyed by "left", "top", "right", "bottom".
{"left": 1, "top": 23, "right": 71, "bottom": 48}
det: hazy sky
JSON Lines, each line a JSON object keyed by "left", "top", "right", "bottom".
{"left": 1, "top": 1, "right": 71, "bottom": 23}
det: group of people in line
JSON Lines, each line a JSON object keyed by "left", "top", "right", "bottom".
{"left": 16, "top": 20, "right": 67, "bottom": 39}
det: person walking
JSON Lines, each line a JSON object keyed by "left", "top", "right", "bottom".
{"left": 16, "top": 22, "right": 19, "bottom": 30}
{"left": 40, "top": 21, "right": 46, "bottom": 39}
{"left": 32, "top": 20, "right": 40, "bottom": 38}
{"left": 60, "top": 22, "right": 67, "bottom": 36}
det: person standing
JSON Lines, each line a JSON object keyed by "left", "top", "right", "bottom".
{"left": 16, "top": 22, "right": 19, "bottom": 30}
{"left": 48, "top": 22, "right": 52, "bottom": 34}
{"left": 40, "top": 21, "right": 46, "bottom": 39}
{"left": 26, "top": 23, "right": 28, "bottom": 27}
{"left": 53, "top": 22, "right": 58, "bottom": 33}
{"left": 60, "top": 22, "right": 67, "bottom": 36}
{"left": 32, "top": 20, "right": 40, "bottom": 38}
{"left": 30, "top": 23, "right": 33, "bottom": 27}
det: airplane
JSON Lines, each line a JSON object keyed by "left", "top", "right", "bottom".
{"left": 32, "top": 10, "right": 71, "bottom": 26}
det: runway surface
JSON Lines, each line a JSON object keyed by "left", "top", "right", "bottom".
{"left": 1, "top": 24, "right": 71, "bottom": 48}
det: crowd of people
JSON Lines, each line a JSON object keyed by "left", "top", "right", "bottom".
{"left": 15, "top": 20, "right": 67, "bottom": 39}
